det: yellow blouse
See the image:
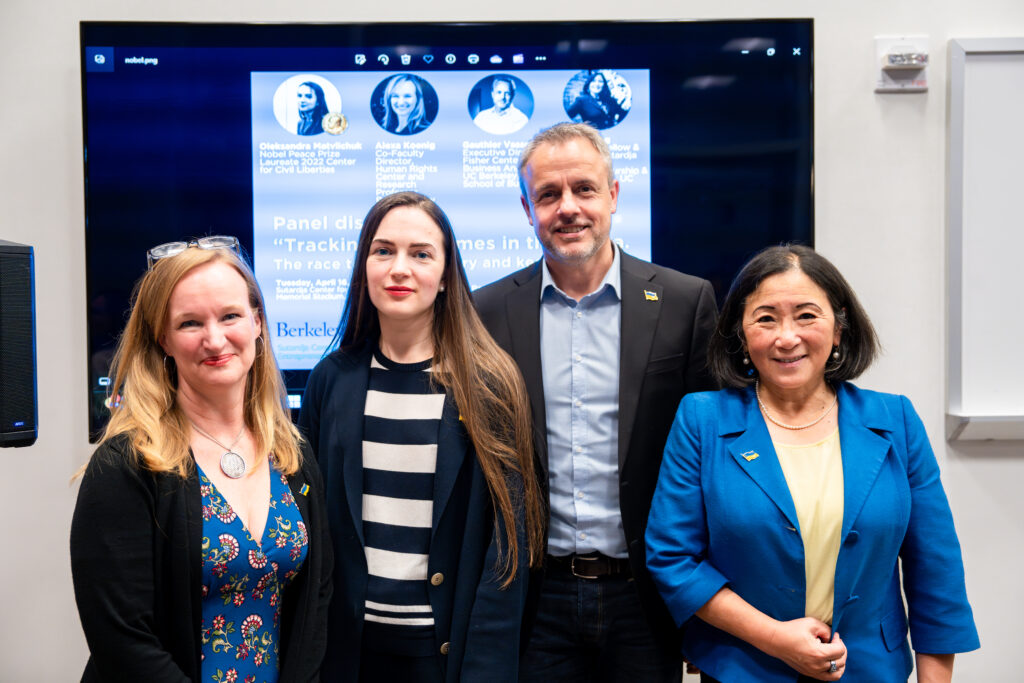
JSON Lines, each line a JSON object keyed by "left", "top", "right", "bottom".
{"left": 774, "top": 428, "right": 843, "bottom": 625}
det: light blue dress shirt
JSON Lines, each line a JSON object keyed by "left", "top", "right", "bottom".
{"left": 540, "top": 245, "right": 626, "bottom": 558}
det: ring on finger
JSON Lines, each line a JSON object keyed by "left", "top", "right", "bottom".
{"left": 829, "top": 660, "right": 838, "bottom": 673}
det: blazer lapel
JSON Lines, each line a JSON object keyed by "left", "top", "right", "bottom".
{"left": 724, "top": 393, "right": 801, "bottom": 531}
{"left": 432, "top": 398, "right": 471, "bottom": 533}
{"left": 618, "top": 254, "right": 662, "bottom": 470}
{"left": 836, "top": 384, "right": 894, "bottom": 543}
{"left": 830, "top": 383, "right": 895, "bottom": 631}
{"left": 338, "top": 350, "right": 370, "bottom": 547}
{"left": 506, "top": 262, "right": 549, "bottom": 476}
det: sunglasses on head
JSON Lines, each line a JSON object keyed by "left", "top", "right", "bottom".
{"left": 146, "top": 235, "right": 241, "bottom": 269}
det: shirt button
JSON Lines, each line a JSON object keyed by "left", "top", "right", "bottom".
{"left": 579, "top": 531, "right": 587, "bottom": 540}
{"left": 575, "top": 354, "right": 582, "bottom": 362}
{"left": 575, "top": 446, "right": 582, "bottom": 453}
{"left": 574, "top": 399, "right": 582, "bottom": 408}
{"left": 576, "top": 311, "right": 583, "bottom": 319}
{"left": 577, "top": 491, "right": 584, "bottom": 499}
{"left": 440, "top": 642, "right": 450, "bottom": 655}
{"left": 430, "top": 572, "right": 444, "bottom": 586}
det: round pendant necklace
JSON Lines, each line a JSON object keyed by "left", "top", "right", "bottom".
{"left": 191, "top": 421, "right": 247, "bottom": 479}
{"left": 755, "top": 380, "right": 838, "bottom": 431}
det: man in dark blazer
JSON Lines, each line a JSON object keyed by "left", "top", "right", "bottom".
{"left": 474, "top": 122, "right": 718, "bottom": 681}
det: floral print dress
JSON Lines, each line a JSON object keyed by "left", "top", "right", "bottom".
{"left": 199, "top": 465, "right": 308, "bottom": 683}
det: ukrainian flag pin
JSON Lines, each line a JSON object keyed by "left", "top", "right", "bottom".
{"left": 741, "top": 451, "right": 759, "bottom": 462}
{"left": 644, "top": 290, "right": 658, "bottom": 301}
{"left": 299, "top": 483, "right": 310, "bottom": 496}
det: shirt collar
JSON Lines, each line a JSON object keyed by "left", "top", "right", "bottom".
{"left": 540, "top": 241, "right": 621, "bottom": 302}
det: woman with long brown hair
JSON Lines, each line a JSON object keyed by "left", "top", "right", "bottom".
{"left": 71, "top": 239, "right": 331, "bottom": 681}
{"left": 299, "top": 192, "right": 543, "bottom": 682}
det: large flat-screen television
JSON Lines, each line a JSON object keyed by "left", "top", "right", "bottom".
{"left": 81, "top": 20, "right": 814, "bottom": 438}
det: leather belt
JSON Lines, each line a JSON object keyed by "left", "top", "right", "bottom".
{"left": 546, "top": 553, "right": 631, "bottom": 579}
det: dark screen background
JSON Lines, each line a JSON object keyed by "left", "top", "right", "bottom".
{"left": 82, "top": 20, "right": 813, "bottom": 438}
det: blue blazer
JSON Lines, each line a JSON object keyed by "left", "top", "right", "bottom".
{"left": 299, "top": 343, "right": 527, "bottom": 683}
{"left": 646, "top": 383, "right": 979, "bottom": 682}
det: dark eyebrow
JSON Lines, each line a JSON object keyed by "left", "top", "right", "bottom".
{"left": 370, "top": 238, "right": 438, "bottom": 250}
{"left": 750, "top": 302, "right": 824, "bottom": 315}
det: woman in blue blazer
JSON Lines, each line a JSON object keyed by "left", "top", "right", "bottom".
{"left": 299, "top": 192, "right": 544, "bottom": 682}
{"left": 646, "top": 245, "right": 978, "bottom": 682}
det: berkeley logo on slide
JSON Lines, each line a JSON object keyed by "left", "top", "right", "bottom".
{"left": 276, "top": 321, "right": 339, "bottom": 338}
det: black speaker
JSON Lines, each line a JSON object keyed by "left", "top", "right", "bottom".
{"left": 0, "top": 240, "right": 37, "bottom": 447}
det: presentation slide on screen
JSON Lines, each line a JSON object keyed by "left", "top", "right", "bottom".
{"left": 251, "top": 69, "right": 651, "bottom": 368}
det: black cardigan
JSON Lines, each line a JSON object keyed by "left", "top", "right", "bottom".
{"left": 70, "top": 435, "right": 332, "bottom": 682}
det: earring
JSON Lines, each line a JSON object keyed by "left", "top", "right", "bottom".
{"left": 438, "top": 283, "right": 446, "bottom": 292}
{"left": 163, "top": 355, "right": 175, "bottom": 374}
{"left": 832, "top": 346, "right": 840, "bottom": 361}
{"left": 742, "top": 355, "right": 750, "bottom": 365}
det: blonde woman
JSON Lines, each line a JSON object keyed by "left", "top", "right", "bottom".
{"left": 71, "top": 238, "right": 331, "bottom": 682}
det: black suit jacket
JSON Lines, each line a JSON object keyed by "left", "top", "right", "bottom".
{"left": 474, "top": 250, "right": 717, "bottom": 652}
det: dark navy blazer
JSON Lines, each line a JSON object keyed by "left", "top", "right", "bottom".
{"left": 299, "top": 343, "right": 526, "bottom": 683}
{"left": 474, "top": 251, "right": 718, "bottom": 655}
{"left": 646, "top": 383, "right": 979, "bottom": 682}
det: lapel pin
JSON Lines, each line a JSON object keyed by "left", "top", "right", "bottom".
{"left": 644, "top": 290, "right": 659, "bottom": 301}
{"left": 741, "top": 451, "right": 759, "bottom": 461}
{"left": 299, "top": 483, "right": 310, "bottom": 496}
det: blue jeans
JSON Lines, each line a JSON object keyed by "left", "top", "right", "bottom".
{"left": 520, "top": 570, "right": 682, "bottom": 683}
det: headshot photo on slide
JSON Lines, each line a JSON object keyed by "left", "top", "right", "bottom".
{"left": 371, "top": 74, "right": 439, "bottom": 135}
{"left": 272, "top": 74, "right": 346, "bottom": 136}
{"left": 469, "top": 74, "right": 534, "bottom": 135}
{"left": 563, "top": 69, "right": 632, "bottom": 130}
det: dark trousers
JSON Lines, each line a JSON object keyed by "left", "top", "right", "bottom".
{"left": 358, "top": 649, "right": 443, "bottom": 683}
{"left": 519, "top": 569, "right": 681, "bottom": 683}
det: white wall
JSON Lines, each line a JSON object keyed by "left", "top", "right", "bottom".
{"left": 1, "top": 1, "right": 1021, "bottom": 680}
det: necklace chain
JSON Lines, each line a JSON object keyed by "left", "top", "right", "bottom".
{"left": 755, "top": 381, "right": 838, "bottom": 430}
{"left": 190, "top": 421, "right": 245, "bottom": 452}
{"left": 191, "top": 421, "right": 247, "bottom": 479}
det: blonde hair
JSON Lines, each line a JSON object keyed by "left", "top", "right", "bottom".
{"left": 94, "top": 246, "right": 302, "bottom": 477}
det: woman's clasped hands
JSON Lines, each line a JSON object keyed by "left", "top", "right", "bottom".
{"left": 765, "top": 617, "right": 847, "bottom": 680}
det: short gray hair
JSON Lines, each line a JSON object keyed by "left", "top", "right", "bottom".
{"left": 518, "top": 122, "right": 614, "bottom": 199}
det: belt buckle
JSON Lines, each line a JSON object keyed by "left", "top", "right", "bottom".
{"left": 570, "top": 554, "right": 600, "bottom": 579}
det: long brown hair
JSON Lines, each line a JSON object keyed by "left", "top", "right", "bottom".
{"left": 94, "top": 247, "right": 302, "bottom": 477}
{"left": 331, "top": 191, "right": 544, "bottom": 584}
